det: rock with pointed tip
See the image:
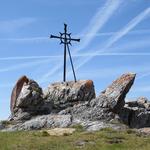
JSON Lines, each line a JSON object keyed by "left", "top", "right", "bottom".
{"left": 98, "top": 73, "right": 136, "bottom": 112}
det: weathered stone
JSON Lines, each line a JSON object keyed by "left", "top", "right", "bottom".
{"left": 100, "top": 73, "right": 136, "bottom": 112}
{"left": 137, "top": 128, "right": 150, "bottom": 135}
{"left": 43, "top": 80, "right": 95, "bottom": 111}
{"left": 10, "top": 76, "right": 29, "bottom": 114}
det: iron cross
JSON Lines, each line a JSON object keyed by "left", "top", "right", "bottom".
{"left": 50, "top": 24, "right": 80, "bottom": 82}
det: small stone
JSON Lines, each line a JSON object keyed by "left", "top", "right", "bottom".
{"left": 45, "top": 128, "right": 76, "bottom": 136}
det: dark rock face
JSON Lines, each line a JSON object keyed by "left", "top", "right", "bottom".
{"left": 100, "top": 73, "right": 136, "bottom": 112}
{"left": 43, "top": 80, "right": 95, "bottom": 111}
{"left": 10, "top": 76, "right": 29, "bottom": 114}
{"left": 119, "top": 97, "right": 150, "bottom": 128}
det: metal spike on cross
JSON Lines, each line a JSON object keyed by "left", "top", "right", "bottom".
{"left": 50, "top": 24, "right": 80, "bottom": 82}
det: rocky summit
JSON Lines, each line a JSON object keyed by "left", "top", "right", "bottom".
{"left": 1, "top": 72, "right": 150, "bottom": 132}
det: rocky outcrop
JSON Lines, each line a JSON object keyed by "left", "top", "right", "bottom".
{"left": 4, "top": 72, "right": 150, "bottom": 132}
{"left": 43, "top": 80, "right": 95, "bottom": 111}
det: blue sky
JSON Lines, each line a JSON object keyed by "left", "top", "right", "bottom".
{"left": 0, "top": 0, "right": 150, "bottom": 120}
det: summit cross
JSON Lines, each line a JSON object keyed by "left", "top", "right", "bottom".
{"left": 50, "top": 24, "right": 80, "bottom": 82}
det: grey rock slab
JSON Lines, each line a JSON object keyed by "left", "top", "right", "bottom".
{"left": 3, "top": 115, "right": 72, "bottom": 131}
{"left": 100, "top": 73, "right": 136, "bottom": 112}
{"left": 43, "top": 80, "right": 95, "bottom": 111}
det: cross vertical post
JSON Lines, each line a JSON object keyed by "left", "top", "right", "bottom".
{"left": 64, "top": 24, "right": 67, "bottom": 82}
{"left": 50, "top": 24, "right": 80, "bottom": 82}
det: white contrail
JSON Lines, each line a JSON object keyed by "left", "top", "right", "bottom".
{"left": 73, "top": 52, "right": 150, "bottom": 57}
{"left": 104, "top": 8, "right": 150, "bottom": 50}
{"left": 0, "top": 37, "right": 49, "bottom": 42}
{"left": 137, "top": 71, "right": 150, "bottom": 80}
{"left": 76, "top": 0, "right": 123, "bottom": 51}
{"left": 68, "top": 7, "right": 150, "bottom": 75}
{"left": 81, "top": 29, "right": 150, "bottom": 38}
{"left": 0, "top": 18, "right": 36, "bottom": 33}
{"left": 0, "top": 55, "right": 62, "bottom": 61}
{"left": 1, "top": 50, "right": 149, "bottom": 62}
{"left": 133, "top": 86, "right": 150, "bottom": 92}
{"left": 40, "top": 0, "right": 123, "bottom": 82}
{"left": 0, "top": 28, "right": 149, "bottom": 42}
{"left": 0, "top": 59, "right": 52, "bottom": 73}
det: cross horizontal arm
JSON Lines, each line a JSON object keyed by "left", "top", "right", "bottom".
{"left": 70, "top": 38, "right": 80, "bottom": 42}
{"left": 50, "top": 35, "right": 80, "bottom": 43}
{"left": 50, "top": 35, "right": 61, "bottom": 39}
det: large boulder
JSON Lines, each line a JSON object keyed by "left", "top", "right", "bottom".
{"left": 10, "top": 76, "right": 47, "bottom": 120}
{"left": 98, "top": 73, "right": 136, "bottom": 112}
{"left": 43, "top": 80, "right": 95, "bottom": 111}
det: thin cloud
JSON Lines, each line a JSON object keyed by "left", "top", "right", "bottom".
{"left": 76, "top": 0, "right": 123, "bottom": 50}
{"left": 80, "top": 29, "right": 150, "bottom": 38}
{"left": 104, "top": 8, "right": 150, "bottom": 49}
{"left": 0, "top": 55, "right": 62, "bottom": 61}
{"left": 137, "top": 71, "right": 150, "bottom": 80}
{"left": 0, "top": 18, "right": 36, "bottom": 33}
{"left": 0, "top": 28, "right": 149, "bottom": 43}
{"left": 74, "top": 52, "right": 150, "bottom": 57}
{"left": 132, "top": 86, "right": 150, "bottom": 92}
{"left": 0, "top": 59, "right": 52, "bottom": 73}
{"left": 0, "top": 37, "right": 49, "bottom": 43}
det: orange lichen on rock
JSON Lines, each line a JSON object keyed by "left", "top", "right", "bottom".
{"left": 85, "top": 80, "right": 93, "bottom": 89}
